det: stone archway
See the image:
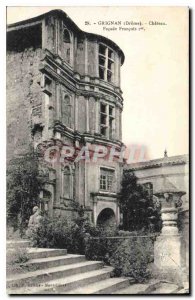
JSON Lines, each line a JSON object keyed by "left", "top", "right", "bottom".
{"left": 96, "top": 208, "right": 116, "bottom": 229}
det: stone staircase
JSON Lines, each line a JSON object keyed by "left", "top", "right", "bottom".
{"left": 7, "top": 240, "right": 130, "bottom": 294}
{"left": 7, "top": 240, "right": 185, "bottom": 295}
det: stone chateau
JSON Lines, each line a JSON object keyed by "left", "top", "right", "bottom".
{"left": 7, "top": 9, "right": 125, "bottom": 226}
{"left": 7, "top": 9, "right": 189, "bottom": 229}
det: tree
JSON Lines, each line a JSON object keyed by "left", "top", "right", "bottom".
{"left": 119, "top": 170, "right": 161, "bottom": 232}
{"left": 7, "top": 151, "right": 43, "bottom": 236}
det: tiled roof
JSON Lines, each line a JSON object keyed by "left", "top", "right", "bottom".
{"left": 125, "top": 154, "right": 189, "bottom": 171}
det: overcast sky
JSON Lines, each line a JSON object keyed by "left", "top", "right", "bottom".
{"left": 7, "top": 6, "right": 189, "bottom": 160}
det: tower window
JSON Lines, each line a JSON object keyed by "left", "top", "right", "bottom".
{"left": 100, "top": 168, "right": 115, "bottom": 191}
{"left": 99, "top": 44, "right": 106, "bottom": 55}
{"left": 61, "top": 94, "right": 71, "bottom": 127}
{"left": 62, "top": 166, "right": 72, "bottom": 199}
{"left": 63, "top": 29, "right": 71, "bottom": 43}
{"left": 63, "top": 27, "right": 72, "bottom": 64}
{"left": 99, "top": 43, "right": 114, "bottom": 82}
{"left": 100, "top": 102, "right": 115, "bottom": 139}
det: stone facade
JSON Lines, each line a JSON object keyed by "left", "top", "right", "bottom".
{"left": 7, "top": 9, "right": 125, "bottom": 225}
{"left": 126, "top": 154, "right": 189, "bottom": 283}
{"left": 125, "top": 154, "right": 189, "bottom": 213}
{"left": 7, "top": 9, "right": 189, "bottom": 231}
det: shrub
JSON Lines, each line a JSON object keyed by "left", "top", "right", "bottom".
{"left": 85, "top": 224, "right": 119, "bottom": 263}
{"left": 30, "top": 214, "right": 99, "bottom": 254}
{"left": 97, "top": 224, "right": 118, "bottom": 237}
{"left": 109, "top": 237, "right": 153, "bottom": 282}
{"left": 7, "top": 226, "right": 21, "bottom": 240}
{"left": 85, "top": 232, "right": 154, "bottom": 283}
{"left": 11, "top": 248, "right": 30, "bottom": 264}
{"left": 7, "top": 150, "right": 43, "bottom": 236}
{"left": 119, "top": 170, "right": 161, "bottom": 232}
{"left": 85, "top": 236, "right": 120, "bottom": 264}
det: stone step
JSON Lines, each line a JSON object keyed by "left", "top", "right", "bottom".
{"left": 10, "top": 267, "right": 113, "bottom": 294}
{"left": 25, "top": 254, "right": 86, "bottom": 270}
{"left": 7, "top": 240, "right": 31, "bottom": 249}
{"left": 112, "top": 280, "right": 180, "bottom": 295}
{"left": 27, "top": 248, "right": 67, "bottom": 259}
{"left": 150, "top": 282, "right": 180, "bottom": 294}
{"left": 112, "top": 283, "right": 151, "bottom": 294}
{"left": 7, "top": 260, "right": 103, "bottom": 291}
{"left": 66, "top": 277, "right": 130, "bottom": 294}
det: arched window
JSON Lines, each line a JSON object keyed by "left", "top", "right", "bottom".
{"left": 62, "top": 166, "right": 72, "bottom": 199}
{"left": 63, "top": 27, "right": 71, "bottom": 64}
{"left": 61, "top": 94, "right": 71, "bottom": 127}
{"left": 63, "top": 29, "right": 71, "bottom": 43}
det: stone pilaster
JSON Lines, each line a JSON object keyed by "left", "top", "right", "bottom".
{"left": 95, "top": 41, "right": 99, "bottom": 77}
{"left": 153, "top": 177, "right": 186, "bottom": 286}
{"left": 86, "top": 96, "right": 89, "bottom": 132}
{"left": 84, "top": 37, "right": 88, "bottom": 75}
{"left": 95, "top": 97, "right": 99, "bottom": 134}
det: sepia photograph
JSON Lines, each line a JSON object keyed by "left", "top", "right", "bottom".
{"left": 6, "top": 6, "right": 189, "bottom": 295}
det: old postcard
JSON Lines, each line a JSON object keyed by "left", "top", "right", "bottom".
{"left": 6, "top": 6, "right": 189, "bottom": 295}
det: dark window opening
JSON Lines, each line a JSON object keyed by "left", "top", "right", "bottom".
{"left": 99, "top": 67, "right": 104, "bottom": 80}
{"left": 107, "top": 71, "right": 112, "bottom": 83}
{"left": 63, "top": 27, "right": 71, "bottom": 64}
{"left": 63, "top": 29, "right": 71, "bottom": 43}
{"left": 108, "top": 60, "right": 113, "bottom": 71}
{"left": 100, "top": 103, "right": 106, "bottom": 113}
{"left": 109, "top": 106, "right": 113, "bottom": 116}
{"left": 100, "top": 126, "right": 106, "bottom": 136}
{"left": 99, "top": 56, "right": 105, "bottom": 66}
{"left": 109, "top": 119, "right": 113, "bottom": 138}
{"left": 7, "top": 24, "right": 42, "bottom": 52}
{"left": 108, "top": 49, "right": 114, "bottom": 59}
{"left": 99, "top": 44, "right": 106, "bottom": 55}
{"left": 101, "top": 115, "right": 106, "bottom": 125}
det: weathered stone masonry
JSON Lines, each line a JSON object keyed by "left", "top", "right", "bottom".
{"left": 7, "top": 9, "right": 125, "bottom": 225}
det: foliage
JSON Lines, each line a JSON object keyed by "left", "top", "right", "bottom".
{"left": 85, "top": 232, "right": 155, "bottom": 282}
{"left": 30, "top": 213, "right": 99, "bottom": 254}
{"left": 7, "top": 248, "right": 30, "bottom": 276}
{"left": 85, "top": 236, "right": 154, "bottom": 282}
{"left": 119, "top": 170, "right": 161, "bottom": 232}
{"left": 7, "top": 226, "right": 21, "bottom": 240}
{"left": 85, "top": 236, "right": 119, "bottom": 264}
{"left": 97, "top": 224, "right": 118, "bottom": 237}
{"left": 109, "top": 237, "right": 152, "bottom": 282}
{"left": 7, "top": 150, "right": 43, "bottom": 236}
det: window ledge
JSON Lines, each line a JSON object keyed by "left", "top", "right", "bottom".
{"left": 98, "top": 191, "right": 117, "bottom": 197}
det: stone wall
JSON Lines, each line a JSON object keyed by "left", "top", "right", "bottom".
{"left": 7, "top": 47, "right": 43, "bottom": 162}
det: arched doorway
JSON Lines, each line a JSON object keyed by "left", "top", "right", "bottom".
{"left": 96, "top": 208, "right": 116, "bottom": 229}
